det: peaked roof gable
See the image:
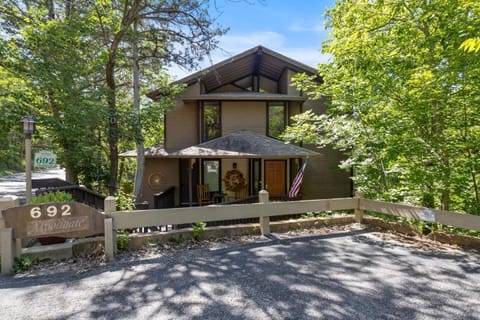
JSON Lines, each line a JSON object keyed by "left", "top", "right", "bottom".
{"left": 148, "top": 46, "right": 318, "bottom": 99}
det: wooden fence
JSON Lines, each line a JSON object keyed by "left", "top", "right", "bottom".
{"left": 2, "top": 191, "right": 480, "bottom": 273}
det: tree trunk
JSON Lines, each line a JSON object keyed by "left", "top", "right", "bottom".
{"left": 132, "top": 20, "right": 145, "bottom": 201}
{"left": 105, "top": 31, "right": 124, "bottom": 196}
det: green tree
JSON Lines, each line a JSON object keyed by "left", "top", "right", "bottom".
{"left": 81, "top": 0, "right": 226, "bottom": 194}
{"left": 0, "top": 0, "right": 225, "bottom": 196}
{"left": 284, "top": 0, "right": 480, "bottom": 213}
{"left": 0, "top": 1, "right": 107, "bottom": 185}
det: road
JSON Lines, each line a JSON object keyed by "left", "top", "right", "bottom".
{"left": 0, "top": 167, "right": 65, "bottom": 199}
{"left": 0, "top": 231, "right": 479, "bottom": 319}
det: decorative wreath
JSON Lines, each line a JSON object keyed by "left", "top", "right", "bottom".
{"left": 223, "top": 169, "right": 246, "bottom": 192}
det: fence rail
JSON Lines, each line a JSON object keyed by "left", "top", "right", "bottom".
{"left": 3, "top": 192, "right": 480, "bottom": 274}
{"left": 360, "top": 199, "right": 480, "bottom": 232}
{"left": 107, "top": 197, "right": 356, "bottom": 230}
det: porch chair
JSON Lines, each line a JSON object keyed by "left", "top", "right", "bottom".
{"left": 197, "top": 184, "right": 213, "bottom": 206}
{"left": 234, "top": 186, "right": 248, "bottom": 200}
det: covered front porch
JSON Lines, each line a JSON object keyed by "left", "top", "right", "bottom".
{"left": 122, "top": 130, "right": 320, "bottom": 208}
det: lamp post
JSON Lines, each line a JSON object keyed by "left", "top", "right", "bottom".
{"left": 21, "top": 116, "right": 36, "bottom": 203}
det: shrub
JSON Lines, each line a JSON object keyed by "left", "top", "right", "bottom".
{"left": 30, "top": 191, "right": 73, "bottom": 204}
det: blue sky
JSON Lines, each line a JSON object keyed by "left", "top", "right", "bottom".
{"left": 169, "top": 0, "right": 335, "bottom": 78}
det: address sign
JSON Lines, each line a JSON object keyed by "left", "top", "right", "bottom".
{"left": 2, "top": 202, "right": 105, "bottom": 239}
{"left": 34, "top": 150, "right": 57, "bottom": 168}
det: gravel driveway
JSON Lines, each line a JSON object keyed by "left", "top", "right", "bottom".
{"left": 0, "top": 231, "right": 479, "bottom": 320}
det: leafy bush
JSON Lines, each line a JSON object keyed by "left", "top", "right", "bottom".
{"left": 30, "top": 191, "right": 73, "bottom": 204}
{"left": 168, "top": 234, "right": 187, "bottom": 244}
{"left": 192, "top": 221, "right": 206, "bottom": 241}
{"left": 115, "top": 190, "right": 135, "bottom": 211}
{"left": 116, "top": 230, "right": 131, "bottom": 251}
{"left": 12, "top": 256, "right": 32, "bottom": 274}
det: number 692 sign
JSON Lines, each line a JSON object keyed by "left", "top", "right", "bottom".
{"left": 34, "top": 150, "right": 57, "bottom": 168}
{"left": 2, "top": 202, "right": 105, "bottom": 239}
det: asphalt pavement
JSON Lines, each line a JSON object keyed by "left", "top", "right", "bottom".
{"left": 0, "top": 231, "right": 479, "bottom": 319}
{"left": 0, "top": 167, "right": 65, "bottom": 199}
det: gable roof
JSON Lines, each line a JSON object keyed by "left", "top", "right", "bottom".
{"left": 120, "top": 130, "right": 320, "bottom": 159}
{"left": 147, "top": 46, "right": 318, "bottom": 100}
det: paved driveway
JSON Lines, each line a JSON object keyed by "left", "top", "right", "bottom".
{"left": 0, "top": 232, "right": 479, "bottom": 319}
{"left": 0, "top": 167, "right": 65, "bottom": 199}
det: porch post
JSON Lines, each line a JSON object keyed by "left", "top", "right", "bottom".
{"left": 260, "top": 158, "right": 265, "bottom": 190}
{"left": 188, "top": 159, "right": 194, "bottom": 206}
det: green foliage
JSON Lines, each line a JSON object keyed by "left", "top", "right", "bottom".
{"left": 0, "top": 0, "right": 225, "bottom": 195}
{"left": 30, "top": 191, "right": 73, "bottom": 204}
{"left": 286, "top": 0, "right": 480, "bottom": 214}
{"left": 461, "top": 38, "right": 480, "bottom": 53}
{"left": 301, "top": 211, "right": 333, "bottom": 219}
{"left": 116, "top": 230, "right": 132, "bottom": 251}
{"left": 12, "top": 256, "right": 33, "bottom": 274}
{"left": 115, "top": 190, "right": 136, "bottom": 211}
{"left": 168, "top": 234, "right": 188, "bottom": 244}
{"left": 192, "top": 221, "right": 206, "bottom": 241}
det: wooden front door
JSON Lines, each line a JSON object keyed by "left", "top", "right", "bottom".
{"left": 265, "top": 160, "right": 286, "bottom": 195}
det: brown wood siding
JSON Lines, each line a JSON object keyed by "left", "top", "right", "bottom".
{"left": 140, "top": 158, "right": 180, "bottom": 208}
{"left": 165, "top": 101, "right": 198, "bottom": 149}
{"left": 300, "top": 96, "right": 351, "bottom": 199}
{"left": 301, "top": 150, "right": 351, "bottom": 199}
{"left": 222, "top": 101, "right": 266, "bottom": 135}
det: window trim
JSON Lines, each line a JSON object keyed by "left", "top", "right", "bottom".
{"left": 266, "top": 101, "right": 288, "bottom": 138}
{"left": 200, "top": 101, "right": 221, "bottom": 142}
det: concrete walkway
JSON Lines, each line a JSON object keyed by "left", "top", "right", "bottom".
{"left": 0, "top": 167, "right": 66, "bottom": 199}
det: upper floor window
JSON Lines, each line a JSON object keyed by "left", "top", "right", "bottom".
{"left": 267, "top": 102, "right": 287, "bottom": 139}
{"left": 201, "top": 101, "right": 220, "bottom": 141}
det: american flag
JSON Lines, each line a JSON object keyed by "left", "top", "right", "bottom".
{"left": 288, "top": 159, "right": 308, "bottom": 199}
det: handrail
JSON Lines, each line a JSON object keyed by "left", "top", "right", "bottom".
{"left": 153, "top": 186, "right": 175, "bottom": 209}
{"left": 35, "top": 185, "right": 105, "bottom": 210}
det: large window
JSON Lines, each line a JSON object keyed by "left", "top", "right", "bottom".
{"left": 201, "top": 101, "right": 220, "bottom": 141}
{"left": 268, "top": 102, "right": 286, "bottom": 139}
{"left": 203, "top": 160, "right": 220, "bottom": 192}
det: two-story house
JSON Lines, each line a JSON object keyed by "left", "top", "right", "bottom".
{"left": 124, "top": 46, "right": 351, "bottom": 207}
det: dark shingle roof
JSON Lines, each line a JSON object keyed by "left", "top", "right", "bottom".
{"left": 120, "top": 130, "right": 320, "bottom": 159}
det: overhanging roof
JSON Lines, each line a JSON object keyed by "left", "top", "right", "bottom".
{"left": 181, "top": 92, "right": 307, "bottom": 102}
{"left": 120, "top": 130, "right": 320, "bottom": 159}
{"left": 147, "top": 46, "right": 318, "bottom": 100}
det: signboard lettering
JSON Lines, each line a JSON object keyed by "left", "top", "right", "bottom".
{"left": 27, "top": 216, "right": 89, "bottom": 237}
{"left": 2, "top": 202, "right": 104, "bottom": 239}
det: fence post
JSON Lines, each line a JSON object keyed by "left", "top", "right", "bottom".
{"left": 259, "top": 190, "right": 270, "bottom": 235}
{"left": 103, "top": 196, "right": 116, "bottom": 261}
{"left": 0, "top": 197, "right": 19, "bottom": 258}
{"left": 354, "top": 191, "right": 364, "bottom": 223}
{"left": 1, "top": 228, "right": 14, "bottom": 274}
